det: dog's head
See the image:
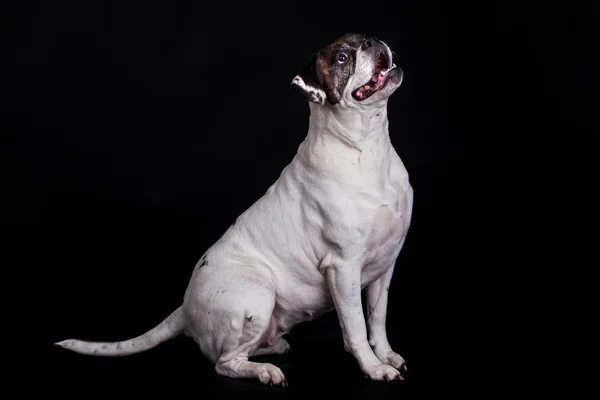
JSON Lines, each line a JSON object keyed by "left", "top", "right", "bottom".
{"left": 291, "top": 33, "right": 403, "bottom": 107}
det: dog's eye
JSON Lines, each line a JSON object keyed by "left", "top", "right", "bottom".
{"left": 337, "top": 53, "right": 348, "bottom": 64}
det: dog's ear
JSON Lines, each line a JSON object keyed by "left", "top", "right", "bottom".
{"left": 291, "top": 54, "right": 327, "bottom": 105}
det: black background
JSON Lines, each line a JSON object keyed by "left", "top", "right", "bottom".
{"left": 5, "top": 0, "right": 590, "bottom": 398}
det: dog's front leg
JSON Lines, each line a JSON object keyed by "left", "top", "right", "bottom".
{"left": 365, "top": 262, "right": 407, "bottom": 375}
{"left": 324, "top": 259, "right": 402, "bottom": 381}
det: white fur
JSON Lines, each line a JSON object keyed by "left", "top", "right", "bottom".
{"left": 56, "top": 38, "right": 412, "bottom": 386}
{"left": 292, "top": 75, "right": 327, "bottom": 105}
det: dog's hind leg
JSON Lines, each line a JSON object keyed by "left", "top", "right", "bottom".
{"left": 216, "top": 355, "right": 287, "bottom": 387}
{"left": 186, "top": 265, "right": 287, "bottom": 386}
{"left": 213, "top": 291, "right": 287, "bottom": 386}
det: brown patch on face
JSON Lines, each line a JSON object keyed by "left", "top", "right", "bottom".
{"left": 317, "top": 58, "right": 331, "bottom": 77}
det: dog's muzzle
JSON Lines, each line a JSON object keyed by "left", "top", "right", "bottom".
{"left": 352, "top": 37, "right": 400, "bottom": 101}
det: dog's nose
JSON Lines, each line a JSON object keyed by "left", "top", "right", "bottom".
{"left": 362, "top": 36, "right": 379, "bottom": 50}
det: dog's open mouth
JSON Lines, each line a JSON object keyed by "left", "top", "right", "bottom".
{"left": 352, "top": 53, "right": 397, "bottom": 101}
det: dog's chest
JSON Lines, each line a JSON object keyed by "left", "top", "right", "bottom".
{"left": 356, "top": 177, "right": 412, "bottom": 285}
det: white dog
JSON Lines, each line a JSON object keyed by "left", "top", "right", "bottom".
{"left": 56, "top": 33, "right": 413, "bottom": 387}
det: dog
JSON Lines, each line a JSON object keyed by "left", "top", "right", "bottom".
{"left": 55, "top": 33, "right": 413, "bottom": 387}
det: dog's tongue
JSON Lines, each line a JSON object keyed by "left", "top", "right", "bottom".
{"left": 356, "top": 71, "right": 388, "bottom": 99}
{"left": 355, "top": 87, "right": 368, "bottom": 99}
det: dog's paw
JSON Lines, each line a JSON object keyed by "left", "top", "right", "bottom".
{"left": 362, "top": 363, "right": 403, "bottom": 381}
{"left": 379, "top": 350, "right": 407, "bottom": 372}
{"left": 257, "top": 363, "right": 288, "bottom": 387}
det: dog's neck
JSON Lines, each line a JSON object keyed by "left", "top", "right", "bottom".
{"left": 308, "top": 101, "right": 390, "bottom": 146}
{"left": 297, "top": 101, "right": 393, "bottom": 184}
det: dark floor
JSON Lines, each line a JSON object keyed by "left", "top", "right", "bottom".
{"left": 29, "top": 331, "right": 483, "bottom": 399}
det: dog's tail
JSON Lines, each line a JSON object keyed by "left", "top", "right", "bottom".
{"left": 54, "top": 306, "right": 186, "bottom": 356}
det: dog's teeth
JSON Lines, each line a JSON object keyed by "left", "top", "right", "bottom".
{"left": 392, "top": 63, "right": 396, "bottom": 68}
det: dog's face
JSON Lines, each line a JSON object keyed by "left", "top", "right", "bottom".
{"left": 291, "top": 33, "right": 403, "bottom": 107}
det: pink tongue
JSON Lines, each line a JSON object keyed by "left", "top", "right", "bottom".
{"left": 356, "top": 73, "right": 387, "bottom": 99}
